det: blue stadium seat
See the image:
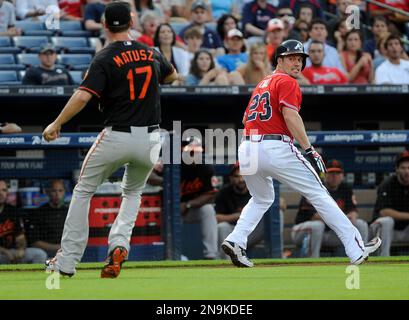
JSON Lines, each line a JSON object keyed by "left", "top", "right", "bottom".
{"left": 13, "top": 36, "right": 50, "bottom": 52}
{"left": 0, "top": 37, "right": 11, "bottom": 47}
{"left": 69, "top": 70, "right": 84, "bottom": 85}
{"left": 17, "top": 53, "right": 40, "bottom": 66}
{"left": 58, "top": 54, "right": 92, "bottom": 70}
{"left": 60, "top": 30, "right": 94, "bottom": 37}
{"left": 0, "top": 70, "right": 21, "bottom": 85}
{"left": 0, "top": 54, "right": 15, "bottom": 64}
{"left": 170, "top": 22, "right": 189, "bottom": 35}
{"left": 0, "top": 54, "right": 25, "bottom": 71}
{"left": 15, "top": 21, "right": 45, "bottom": 31}
{"left": 58, "top": 21, "right": 84, "bottom": 31}
{"left": 51, "top": 37, "right": 94, "bottom": 54}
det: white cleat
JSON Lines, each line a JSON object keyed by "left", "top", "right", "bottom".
{"left": 352, "top": 237, "right": 382, "bottom": 265}
{"left": 221, "top": 240, "right": 254, "bottom": 268}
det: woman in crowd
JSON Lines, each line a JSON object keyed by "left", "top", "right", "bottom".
{"left": 154, "top": 23, "right": 190, "bottom": 82}
{"left": 333, "top": 18, "right": 348, "bottom": 52}
{"left": 185, "top": 49, "right": 229, "bottom": 86}
{"left": 340, "top": 30, "right": 374, "bottom": 84}
{"left": 229, "top": 42, "right": 271, "bottom": 85}
{"left": 216, "top": 14, "right": 240, "bottom": 53}
{"left": 293, "top": 19, "right": 310, "bottom": 43}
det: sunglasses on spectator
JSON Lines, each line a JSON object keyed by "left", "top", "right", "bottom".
{"left": 277, "top": 13, "right": 293, "bottom": 17}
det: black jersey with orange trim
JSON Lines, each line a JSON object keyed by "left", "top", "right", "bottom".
{"left": 79, "top": 40, "right": 174, "bottom": 127}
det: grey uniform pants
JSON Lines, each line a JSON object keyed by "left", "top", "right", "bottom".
{"left": 292, "top": 218, "right": 369, "bottom": 258}
{"left": 370, "top": 216, "right": 409, "bottom": 256}
{"left": 56, "top": 127, "right": 161, "bottom": 274}
{"left": 183, "top": 204, "right": 218, "bottom": 259}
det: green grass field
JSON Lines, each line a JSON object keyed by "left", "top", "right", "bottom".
{"left": 1, "top": 257, "right": 408, "bottom": 300}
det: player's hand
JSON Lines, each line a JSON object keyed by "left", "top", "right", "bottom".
{"left": 305, "top": 146, "right": 327, "bottom": 176}
{"left": 43, "top": 122, "right": 61, "bottom": 142}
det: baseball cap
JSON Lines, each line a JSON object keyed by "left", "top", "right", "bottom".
{"left": 39, "top": 43, "right": 56, "bottom": 54}
{"left": 267, "top": 18, "right": 285, "bottom": 32}
{"left": 191, "top": 0, "right": 209, "bottom": 11}
{"left": 396, "top": 150, "right": 409, "bottom": 166}
{"left": 227, "top": 28, "right": 244, "bottom": 39}
{"left": 104, "top": 1, "right": 131, "bottom": 28}
{"left": 326, "top": 159, "right": 344, "bottom": 173}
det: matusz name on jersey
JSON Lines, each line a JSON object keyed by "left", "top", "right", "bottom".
{"left": 113, "top": 49, "right": 154, "bottom": 68}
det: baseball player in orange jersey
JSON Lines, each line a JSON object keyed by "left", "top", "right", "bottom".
{"left": 42, "top": 2, "right": 178, "bottom": 278}
{"left": 221, "top": 40, "right": 381, "bottom": 267}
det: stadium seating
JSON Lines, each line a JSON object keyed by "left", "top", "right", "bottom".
{"left": 58, "top": 21, "right": 92, "bottom": 37}
{"left": 14, "top": 21, "right": 54, "bottom": 36}
{"left": 13, "top": 36, "right": 50, "bottom": 52}
{"left": 69, "top": 70, "right": 84, "bottom": 85}
{"left": 51, "top": 37, "right": 94, "bottom": 54}
{"left": 0, "top": 70, "right": 21, "bottom": 85}
{"left": 0, "top": 54, "right": 25, "bottom": 71}
{"left": 0, "top": 36, "right": 21, "bottom": 54}
{"left": 57, "top": 54, "right": 92, "bottom": 70}
{"left": 16, "top": 53, "right": 41, "bottom": 67}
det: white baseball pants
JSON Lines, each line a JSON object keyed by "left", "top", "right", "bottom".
{"left": 56, "top": 126, "right": 161, "bottom": 273}
{"left": 225, "top": 138, "right": 366, "bottom": 263}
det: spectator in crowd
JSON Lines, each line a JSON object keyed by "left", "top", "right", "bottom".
{"left": 185, "top": 49, "right": 229, "bottom": 85}
{"left": 0, "top": 122, "right": 22, "bottom": 134}
{"left": 170, "top": 0, "right": 212, "bottom": 21}
{"left": 265, "top": 18, "right": 285, "bottom": 62}
{"left": 184, "top": 26, "right": 203, "bottom": 61}
{"left": 373, "top": 32, "right": 390, "bottom": 69}
{"left": 296, "top": 2, "right": 315, "bottom": 24}
{"left": 22, "top": 44, "right": 75, "bottom": 85}
{"left": 327, "top": 0, "right": 352, "bottom": 42}
{"left": 370, "top": 151, "right": 409, "bottom": 256}
{"left": 216, "top": 13, "right": 240, "bottom": 53}
{"left": 180, "top": 137, "right": 218, "bottom": 260}
{"left": 302, "top": 40, "right": 348, "bottom": 84}
{"left": 179, "top": 1, "right": 224, "bottom": 56}
{"left": 215, "top": 163, "right": 263, "bottom": 259}
{"left": 280, "top": 0, "right": 323, "bottom": 19}
{"left": 368, "top": 0, "right": 409, "bottom": 35}
{"left": 293, "top": 19, "right": 310, "bottom": 43}
{"left": 84, "top": 0, "right": 110, "bottom": 32}
{"left": 340, "top": 30, "right": 374, "bottom": 84}
{"left": 375, "top": 34, "right": 409, "bottom": 84}
{"left": 332, "top": 18, "right": 347, "bottom": 52}
{"left": 0, "top": 0, "right": 22, "bottom": 36}
{"left": 154, "top": 23, "right": 190, "bottom": 80}
{"left": 133, "top": 0, "right": 165, "bottom": 21}
{"left": 216, "top": 28, "right": 247, "bottom": 72}
{"left": 28, "top": 180, "right": 68, "bottom": 258}
{"left": 241, "top": 0, "right": 277, "bottom": 40}
{"left": 15, "top": 0, "right": 59, "bottom": 21}
{"left": 276, "top": 6, "right": 301, "bottom": 41}
{"left": 0, "top": 179, "right": 47, "bottom": 264}
{"left": 209, "top": 0, "right": 239, "bottom": 21}
{"left": 230, "top": 42, "right": 271, "bottom": 85}
{"left": 58, "top": 0, "right": 84, "bottom": 21}
{"left": 137, "top": 10, "right": 159, "bottom": 47}
{"left": 291, "top": 160, "right": 369, "bottom": 258}
{"left": 304, "top": 18, "right": 345, "bottom": 72}
{"left": 364, "top": 15, "right": 389, "bottom": 58}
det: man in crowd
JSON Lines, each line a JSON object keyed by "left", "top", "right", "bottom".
{"left": 22, "top": 44, "right": 75, "bottom": 85}
{"left": 0, "top": 179, "right": 47, "bottom": 264}
{"left": 370, "top": 151, "right": 409, "bottom": 256}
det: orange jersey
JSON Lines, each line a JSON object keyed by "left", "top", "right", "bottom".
{"left": 243, "top": 70, "right": 302, "bottom": 138}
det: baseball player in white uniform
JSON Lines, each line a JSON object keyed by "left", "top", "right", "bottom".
{"left": 221, "top": 40, "right": 381, "bottom": 267}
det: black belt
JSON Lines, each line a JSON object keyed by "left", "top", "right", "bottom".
{"left": 111, "top": 125, "right": 159, "bottom": 133}
{"left": 243, "top": 134, "right": 284, "bottom": 141}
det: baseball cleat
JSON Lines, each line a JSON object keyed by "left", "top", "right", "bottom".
{"left": 352, "top": 236, "right": 382, "bottom": 265}
{"left": 45, "top": 256, "right": 74, "bottom": 277}
{"left": 100, "top": 246, "right": 128, "bottom": 278}
{"left": 221, "top": 240, "right": 254, "bottom": 268}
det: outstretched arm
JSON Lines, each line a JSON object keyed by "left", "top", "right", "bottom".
{"left": 42, "top": 90, "right": 93, "bottom": 142}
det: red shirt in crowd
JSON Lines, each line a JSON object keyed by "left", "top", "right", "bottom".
{"left": 368, "top": 0, "right": 409, "bottom": 12}
{"left": 59, "top": 0, "right": 86, "bottom": 18}
{"left": 302, "top": 66, "right": 349, "bottom": 84}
